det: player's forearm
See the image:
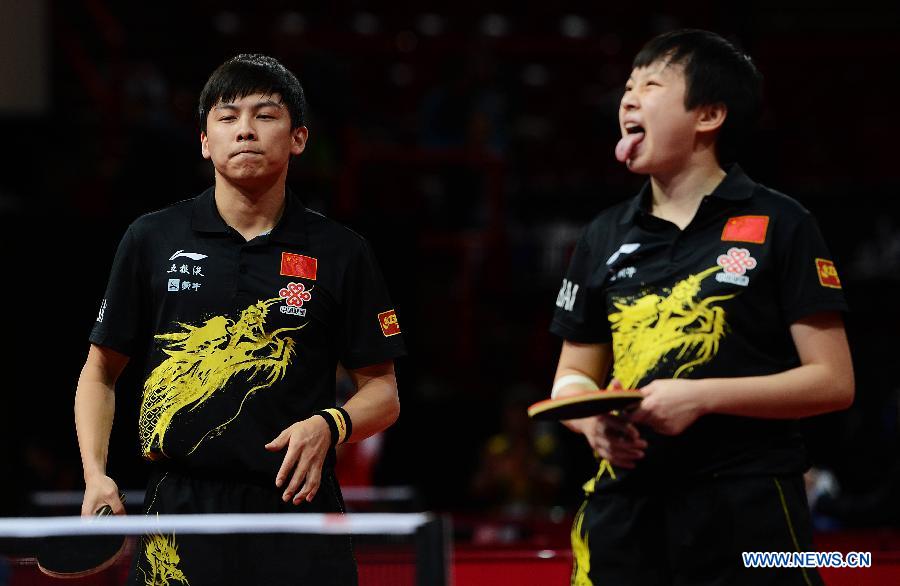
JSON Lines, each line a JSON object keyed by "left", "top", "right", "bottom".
{"left": 553, "top": 341, "right": 613, "bottom": 434}
{"left": 553, "top": 368, "right": 601, "bottom": 434}
{"left": 74, "top": 372, "right": 116, "bottom": 481}
{"left": 697, "top": 362, "right": 854, "bottom": 419}
{"left": 342, "top": 373, "right": 400, "bottom": 442}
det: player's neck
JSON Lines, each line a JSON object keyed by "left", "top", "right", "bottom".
{"left": 649, "top": 156, "right": 726, "bottom": 230}
{"left": 213, "top": 173, "right": 288, "bottom": 242}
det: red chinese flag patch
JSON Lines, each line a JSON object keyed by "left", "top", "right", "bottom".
{"left": 280, "top": 252, "right": 317, "bottom": 280}
{"left": 721, "top": 216, "right": 770, "bottom": 244}
{"left": 816, "top": 258, "right": 841, "bottom": 289}
{"left": 378, "top": 310, "right": 401, "bottom": 337}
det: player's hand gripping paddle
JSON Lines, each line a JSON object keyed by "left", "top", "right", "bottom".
{"left": 36, "top": 494, "right": 127, "bottom": 578}
{"left": 528, "top": 390, "right": 643, "bottom": 421}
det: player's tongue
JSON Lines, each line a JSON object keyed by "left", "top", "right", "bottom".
{"left": 615, "top": 131, "right": 645, "bottom": 163}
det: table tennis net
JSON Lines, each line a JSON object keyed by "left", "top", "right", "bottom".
{"left": 0, "top": 512, "right": 450, "bottom": 585}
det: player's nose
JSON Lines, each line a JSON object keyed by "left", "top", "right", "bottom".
{"left": 620, "top": 91, "right": 639, "bottom": 111}
{"left": 236, "top": 114, "right": 257, "bottom": 141}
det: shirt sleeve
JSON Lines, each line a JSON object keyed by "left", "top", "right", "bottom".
{"left": 88, "top": 226, "right": 147, "bottom": 356}
{"left": 777, "top": 213, "right": 848, "bottom": 324}
{"left": 339, "top": 237, "right": 407, "bottom": 369}
{"left": 549, "top": 232, "right": 612, "bottom": 344}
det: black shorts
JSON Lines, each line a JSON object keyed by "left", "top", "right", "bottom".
{"left": 127, "top": 466, "right": 358, "bottom": 586}
{"left": 571, "top": 474, "right": 824, "bottom": 586}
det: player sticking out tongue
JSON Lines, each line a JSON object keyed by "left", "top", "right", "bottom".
{"left": 615, "top": 125, "right": 645, "bottom": 163}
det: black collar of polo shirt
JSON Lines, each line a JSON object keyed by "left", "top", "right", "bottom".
{"left": 619, "top": 164, "right": 757, "bottom": 225}
{"left": 191, "top": 187, "right": 227, "bottom": 233}
{"left": 268, "top": 189, "right": 309, "bottom": 246}
{"left": 190, "top": 187, "right": 309, "bottom": 246}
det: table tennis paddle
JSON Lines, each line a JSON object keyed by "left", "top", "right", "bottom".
{"left": 36, "top": 495, "right": 127, "bottom": 579}
{"left": 528, "top": 390, "right": 643, "bottom": 421}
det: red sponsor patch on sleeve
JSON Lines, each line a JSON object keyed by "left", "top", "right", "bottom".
{"left": 721, "top": 216, "right": 770, "bottom": 244}
{"left": 378, "top": 310, "right": 401, "bottom": 337}
{"left": 816, "top": 258, "right": 841, "bottom": 289}
{"left": 280, "top": 252, "right": 317, "bottom": 280}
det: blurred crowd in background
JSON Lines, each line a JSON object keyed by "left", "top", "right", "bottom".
{"left": 1, "top": 2, "right": 899, "bottom": 540}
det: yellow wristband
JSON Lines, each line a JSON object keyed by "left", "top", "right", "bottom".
{"left": 322, "top": 408, "right": 348, "bottom": 444}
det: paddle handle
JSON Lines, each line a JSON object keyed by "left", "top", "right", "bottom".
{"left": 94, "top": 492, "right": 125, "bottom": 517}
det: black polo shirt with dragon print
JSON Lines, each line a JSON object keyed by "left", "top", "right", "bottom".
{"left": 90, "top": 187, "right": 405, "bottom": 483}
{"left": 550, "top": 165, "right": 847, "bottom": 492}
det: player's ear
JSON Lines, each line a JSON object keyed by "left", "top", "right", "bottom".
{"left": 696, "top": 103, "right": 727, "bottom": 134}
{"left": 200, "top": 132, "right": 211, "bottom": 160}
{"left": 291, "top": 126, "right": 308, "bottom": 156}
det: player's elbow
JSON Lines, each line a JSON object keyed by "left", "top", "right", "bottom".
{"left": 834, "top": 381, "right": 855, "bottom": 411}
{"left": 384, "top": 392, "right": 401, "bottom": 428}
{"left": 826, "top": 370, "right": 855, "bottom": 412}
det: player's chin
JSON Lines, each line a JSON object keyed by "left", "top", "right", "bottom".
{"left": 226, "top": 162, "right": 267, "bottom": 177}
{"left": 222, "top": 166, "right": 276, "bottom": 185}
{"left": 624, "top": 155, "right": 653, "bottom": 175}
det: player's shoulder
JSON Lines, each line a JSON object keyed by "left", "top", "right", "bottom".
{"left": 748, "top": 180, "right": 813, "bottom": 222}
{"left": 580, "top": 197, "right": 639, "bottom": 251}
{"left": 304, "top": 207, "right": 373, "bottom": 254}
{"left": 126, "top": 193, "right": 198, "bottom": 236}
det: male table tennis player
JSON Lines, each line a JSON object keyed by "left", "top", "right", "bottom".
{"left": 549, "top": 30, "right": 853, "bottom": 585}
{"left": 75, "top": 54, "right": 404, "bottom": 585}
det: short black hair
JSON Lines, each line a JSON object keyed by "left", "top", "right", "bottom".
{"left": 633, "top": 29, "right": 762, "bottom": 163}
{"left": 198, "top": 54, "right": 306, "bottom": 133}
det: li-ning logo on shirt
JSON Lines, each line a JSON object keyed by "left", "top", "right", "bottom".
{"left": 166, "top": 251, "right": 207, "bottom": 293}
{"left": 96, "top": 299, "right": 107, "bottom": 323}
{"left": 169, "top": 250, "right": 208, "bottom": 261}
{"left": 556, "top": 279, "right": 579, "bottom": 311}
{"left": 606, "top": 243, "right": 641, "bottom": 267}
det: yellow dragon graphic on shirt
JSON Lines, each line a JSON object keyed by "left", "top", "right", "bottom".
{"left": 141, "top": 533, "right": 189, "bottom": 586}
{"left": 571, "top": 501, "right": 592, "bottom": 585}
{"left": 576, "top": 266, "right": 736, "bottom": 584}
{"left": 608, "top": 265, "right": 733, "bottom": 388}
{"left": 138, "top": 298, "right": 304, "bottom": 459}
